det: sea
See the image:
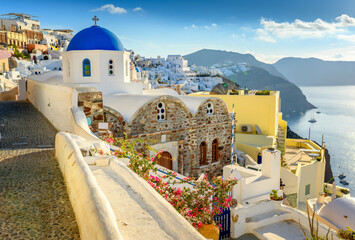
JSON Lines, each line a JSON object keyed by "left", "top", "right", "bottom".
{"left": 287, "top": 85, "right": 355, "bottom": 195}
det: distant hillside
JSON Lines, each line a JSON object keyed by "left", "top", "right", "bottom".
{"left": 274, "top": 57, "right": 355, "bottom": 86}
{"left": 185, "top": 49, "right": 285, "bottom": 79}
{"left": 230, "top": 66, "right": 314, "bottom": 117}
{"left": 184, "top": 49, "right": 315, "bottom": 118}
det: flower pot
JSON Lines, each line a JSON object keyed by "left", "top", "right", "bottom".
{"left": 270, "top": 196, "right": 283, "bottom": 201}
{"left": 198, "top": 223, "right": 219, "bottom": 240}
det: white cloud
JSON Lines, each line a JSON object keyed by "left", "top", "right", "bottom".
{"left": 256, "top": 14, "right": 355, "bottom": 42}
{"left": 184, "top": 24, "right": 198, "bottom": 29}
{"left": 333, "top": 53, "right": 343, "bottom": 59}
{"left": 337, "top": 34, "right": 355, "bottom": 42}
{"left": 92, "top": 4, "right": 127, "bottom": 14}
{"left": 184, "top": 23, "right": 216, "bottom": 30}
{"left": 255, "top": 29, "right": 276, "bottom": 43}
{"left": 133, "top": 7, "right": 143, "bottom": 12}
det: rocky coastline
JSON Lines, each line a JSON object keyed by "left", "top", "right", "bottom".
{"left": 286, "top": 126, "right": 334, "bottom": 183}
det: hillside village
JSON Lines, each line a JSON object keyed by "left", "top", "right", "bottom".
{"left": 0, "top": 13, "right": 354, "bottom": 240}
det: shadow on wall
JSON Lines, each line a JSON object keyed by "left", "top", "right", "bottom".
{"left": 0, "top": 86, "right": 18, "bottom": 101}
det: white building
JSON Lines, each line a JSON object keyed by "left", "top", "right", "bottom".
{"left": 0, "top": 13, "right": 40, "bottom": 31}
{"left": 167, "top": 55, "right": 190, "bottom": 72}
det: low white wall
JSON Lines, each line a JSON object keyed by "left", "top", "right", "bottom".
{"left": 281, "top": 167, "right": 299, "bottom": 195}
{"left": 55, "top": 132, "right": 123, "bottom": 240}
{"left": 26, "top": 79, "right": 97, "bottom": 140}
{"left": 297, "top": 161, "right": 325, "bottom": 204}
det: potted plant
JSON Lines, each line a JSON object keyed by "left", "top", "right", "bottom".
{"left": 270, "top": 190, "right": 283, "bottom": 201}
{"left": 340, "top": 188, "right": 350, "bottom": 195}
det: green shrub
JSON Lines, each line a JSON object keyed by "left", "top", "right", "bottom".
{"left": 255, "top": 89, "right": 270, "bottom": 95}
{"left": 340, "top": 188, "right": 350, "bottom": 194}
{"left": 270, "top": 189, "right": 283, "bottom": 200}
{"left": 337, "top": 227, "right": 354, "bottom": 240}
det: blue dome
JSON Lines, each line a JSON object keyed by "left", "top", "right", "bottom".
{"left": 67, "top": 26, "right": 124, "bottom": 51}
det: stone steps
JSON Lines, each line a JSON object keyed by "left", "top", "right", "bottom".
{"left": 253, "top": 220, "right": 309, "bottom": 240}
{"left": 247, "top": 209, "right": 291, "bottom": 230}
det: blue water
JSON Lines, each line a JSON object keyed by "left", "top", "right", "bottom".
{"left": 287, "top": 86, "right": 355, "bottom": 194}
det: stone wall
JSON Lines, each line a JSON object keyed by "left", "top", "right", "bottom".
{"left": 77, "top": 90, "right": 104, "bottom": 131}
{"left": 104, "top": 96, "right": 232, "bottom": 178}
{"left": 104, "top": 106, "right": 125, "bottom": 138}
{"left": 193, "top": 98, "right": 232, "bottom": 176}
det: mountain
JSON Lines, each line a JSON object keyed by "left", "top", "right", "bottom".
{"left": 184, "top": 49, "right": 314, "bottom": 118}
{"left": 274, "top": 57, "right": 355, "bottom": 86}
{"left": 185, "top": 49, "right": 285, "bottom": 79}
{"left": 229, "top": 66, "right": 315, "bottom": 117}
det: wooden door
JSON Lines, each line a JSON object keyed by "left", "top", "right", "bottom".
{"left": 155, "top": 151, "right": 172, "bottom": 170}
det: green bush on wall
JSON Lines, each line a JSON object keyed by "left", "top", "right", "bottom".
{"left": 255, "top": 89, "right": 270, "bottom": 95}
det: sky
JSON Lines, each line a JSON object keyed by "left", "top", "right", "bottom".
{"left": 3, "top": 0, "right": 355, "bottom": 63}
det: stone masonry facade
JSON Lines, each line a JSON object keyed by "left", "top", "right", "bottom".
{"left": 77, "top": 91, "right": 233, "bottom": 178}
{"left": 77, "top": 90, "right": 104, "bottom": 131}
{"left": 101, "top": 95, "right": 233, "bottom": 178}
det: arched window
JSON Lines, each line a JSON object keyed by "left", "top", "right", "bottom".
{"left": 207, "top": 102, "right": 214, "bottom": 115}
{"left": 212, "top": 139, "right": 219, "bottom": 162}
{"left": 83, "top": 58, "right": 91, "bottom": 77}
{"left": 108, "top": 59, "right": 114, "bottom": 76}
{"left": 125, "top": 60, "right": 128, "bottom": 76}
{"left": 157, "top": 102, "right": 166, "bottom": 121}
{"left": 200, "top": 141, "right": 207, "bottom": 166}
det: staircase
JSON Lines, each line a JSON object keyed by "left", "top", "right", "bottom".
{"left": 277, "top": 126, "right": 286, "bottom": 151}
{"left": 244, "top": 200, "right": 293, "bottom": 240}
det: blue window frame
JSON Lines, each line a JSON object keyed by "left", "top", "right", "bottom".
{"left": 83, "top": 58, "right": 91, "bottom": 77}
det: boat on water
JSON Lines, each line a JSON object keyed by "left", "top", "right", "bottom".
{"left": 339, "top": 173, "right": 346, "bottom": 179}
{"left": 340, "top": 179, "right": 349, "bottom": 185}
{"left": 308, "top": 112, "right": 317, "bottom": 123}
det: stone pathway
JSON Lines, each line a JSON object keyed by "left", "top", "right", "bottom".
{"left": 0, "top": 101, "right": 80, "bottom": 239}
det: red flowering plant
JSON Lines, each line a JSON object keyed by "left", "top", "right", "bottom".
{"left": 105, "top": 136, "right": 238, "bottom": 229}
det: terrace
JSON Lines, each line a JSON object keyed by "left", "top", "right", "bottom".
{"left": 284, "top": 138, "right": 324, "bottom": 172}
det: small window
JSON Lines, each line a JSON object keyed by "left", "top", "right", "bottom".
{"left": 83, "top": 58, "right": 91, "bottom": 77}
{"left": 207, "top": 102, "right": 214, "bottom": 115}
{"left": 200, "top": 142, "right": 207, "bottom": 166}
{"left": 108, "top": 59, "right": 114, "bottom": 76}
{"left": 305, "top": 184, "right": 310, "bottom": 195}
{"left": 157, "top": 102, "right": 166, "bottom": 121}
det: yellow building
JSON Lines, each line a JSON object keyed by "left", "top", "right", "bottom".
{"left": 190, "top": 90, "right": 287, "bottom": 161}
{"left": 0, "top": 30, "right": 27, "bottom": 48}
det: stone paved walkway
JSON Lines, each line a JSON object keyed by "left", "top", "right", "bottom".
{"left": 0, "top": 101, "right": 80, "bottom": 239}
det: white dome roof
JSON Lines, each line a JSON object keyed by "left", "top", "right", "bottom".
{"left": 319, "top": 197, "right": 355, "bottom": 230}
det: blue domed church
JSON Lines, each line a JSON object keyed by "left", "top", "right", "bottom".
{"left": 27, "top": 19, "right": 233, "bottom": 178}
{"left": 62, "top": 22, "right": 142, "bottom": 95}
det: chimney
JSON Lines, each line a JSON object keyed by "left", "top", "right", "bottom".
{"left": 317, "top": 192, "right": 325, "bottom": 205}
{"left": 261, "top": 148, "right": 281, "bottom": 179}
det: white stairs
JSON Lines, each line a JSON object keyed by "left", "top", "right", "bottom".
{"left": 245, "top": 201, "right": 292, "bottom": 240}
